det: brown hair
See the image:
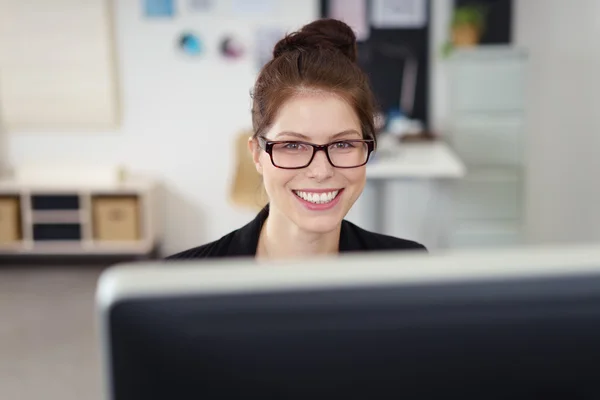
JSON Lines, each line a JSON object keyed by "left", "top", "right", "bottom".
{"left": 251, "top": 18, "right": 377, "bottom": 144}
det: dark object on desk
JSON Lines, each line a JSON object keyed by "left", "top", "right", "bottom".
{"left": 400, "top": 130, "right": 438, "bottom": 142}
{"left": 100, "top": 253, "right": 600, "bottom": 399}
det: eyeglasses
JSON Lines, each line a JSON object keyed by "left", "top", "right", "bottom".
{"left": 257, "top": 136, "right": 375, "bottom": 169}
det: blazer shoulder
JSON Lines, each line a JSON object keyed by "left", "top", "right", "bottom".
{"left": 165, "top": 210, "right": 265, "bottom": 260}
{"left": 345, "top": 220, "right": 427, "bottom": 252}
{"left": 164, "top": 231, "right": 237, "bottom": 260}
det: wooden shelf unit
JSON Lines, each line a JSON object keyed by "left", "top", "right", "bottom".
{"left": 0, "top": 177, "right": 161, "bottom": 257}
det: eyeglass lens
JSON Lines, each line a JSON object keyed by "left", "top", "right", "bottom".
{"left": 271, "top": 141, "right": 369, "bottom": 168}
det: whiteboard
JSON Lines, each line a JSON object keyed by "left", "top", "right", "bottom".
{"left": 0, "top": 0, "right": 120, "bottom": 131}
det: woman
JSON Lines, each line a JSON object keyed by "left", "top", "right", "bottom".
{"left": 168, "top": 18, "right": 426, "bottom": 259}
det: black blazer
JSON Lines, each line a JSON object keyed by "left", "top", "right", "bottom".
{"left": 166, "top": 205, "right": 426, "bottom": 259}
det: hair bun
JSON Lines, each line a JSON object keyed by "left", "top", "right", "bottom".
{"left": 273, "top": 18, "right": 358, "bottom": 62}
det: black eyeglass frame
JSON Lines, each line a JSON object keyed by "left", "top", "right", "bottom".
{"left": 257, "top": 136, "right": 376, "bottom": 170}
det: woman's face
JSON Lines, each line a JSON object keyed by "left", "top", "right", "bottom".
{"left": 251, "top": 93, "right": 368, "bottom": 234}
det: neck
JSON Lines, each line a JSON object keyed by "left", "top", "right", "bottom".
{"left": 257, "top": 206, "right": 341, "bottom": 259}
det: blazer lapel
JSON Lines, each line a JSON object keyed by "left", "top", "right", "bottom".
{"left": 230, "top": 204, "right": 269, "bottom": 256}
{"left": 339, "top": 220, "right": 365, "bottom": 253}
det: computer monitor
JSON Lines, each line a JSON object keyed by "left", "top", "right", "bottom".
{"left": 96, "top": 245, "right": 600, "bottom": 399}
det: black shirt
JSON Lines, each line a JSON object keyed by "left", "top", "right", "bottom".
{"left": 166, "top": 205, "right": 427, "bottom": 259}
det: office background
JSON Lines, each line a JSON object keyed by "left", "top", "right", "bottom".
{"left": 2, "top": 0, "right": 598, "bottom": 257}
{"left": 1, "top": 1, "right": 600, "bottom": 399}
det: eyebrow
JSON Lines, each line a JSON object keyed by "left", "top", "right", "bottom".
{"left": 274, "top": 130, "right": 362, "bottom": 140}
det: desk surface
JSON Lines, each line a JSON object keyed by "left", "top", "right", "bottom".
{"left": 367, "top": 141, "right": 466, "bottom": 179}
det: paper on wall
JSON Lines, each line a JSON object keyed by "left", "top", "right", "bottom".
{"left": 371, "top": 0, "right": 427, "bottom": 29}
{"left": 231, "top": 0, "right": 277, "bottom": 16}
{"left": 188, "top": 0, "right": 213, "bottom": 12}
{"left": 143, "top": 0, "right": 175, "bottom": 18}
{"left": 328, "top": 0, "right": 369, "bottom": 41}
{"left": 254, "top": 26, "right": 285, "bottom": 70}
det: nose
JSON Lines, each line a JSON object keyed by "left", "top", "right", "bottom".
{"left": 306, "top": 149, "right": 334, "bottom": 181}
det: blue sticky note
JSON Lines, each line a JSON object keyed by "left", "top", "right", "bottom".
{"left": 144, "top": 0, "right": 175, "bottom": 17}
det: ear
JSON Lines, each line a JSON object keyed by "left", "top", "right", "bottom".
{"left": 247, "top": 137, "right": 263, "bottom": 175}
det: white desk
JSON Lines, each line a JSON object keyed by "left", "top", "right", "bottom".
{"left": 346, "top": 141, "right": 466, "bottom": 251}
{"left": 366, "top": 141, "right": 466, "bottom": 179}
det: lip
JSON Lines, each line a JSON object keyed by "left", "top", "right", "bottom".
{"left": 291, "top": 188, "right": 342, "bottom": 193}
{"left": 292, "top": 188, "right": 344, "bottom": 211}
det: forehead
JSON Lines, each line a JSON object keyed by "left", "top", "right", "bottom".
{"left": 267, "top": 93, "right": 361, "bottom": 140}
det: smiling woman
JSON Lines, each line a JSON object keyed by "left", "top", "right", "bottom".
{"left": 167, "top": 18, "right": 426, "bottom": 260}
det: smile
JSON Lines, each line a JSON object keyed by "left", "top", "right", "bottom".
{"left": 292, "top": 190, "right": 341, "bottom": 204}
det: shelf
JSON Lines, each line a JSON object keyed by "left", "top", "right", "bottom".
{"left": 33, "top": 223, "right": 83, "bottom": 242}
{"left": 30, "top": 210, "right": 85, "bottom": 224}
{"left": 30, "top": 193, "right": 80, "bottom": 211}
{"left": 0, "top": 242, "right": 24, "bottom": 252}
{"left": 0, "top": 175, "right": 160, "bottom": 257}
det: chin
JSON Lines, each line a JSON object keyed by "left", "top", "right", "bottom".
{"left": 295, "top": 214, "right": 342, "bottom": 234}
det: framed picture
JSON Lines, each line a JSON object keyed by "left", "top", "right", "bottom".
{"left": 143, "top": 0, "right": 175, "bottom": 18}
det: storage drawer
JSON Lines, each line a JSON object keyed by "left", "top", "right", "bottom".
{"left": 0, "top": 196, "right": 22, "bottom": 243}
{"left": 454, "top": 171, "right": 521, "bottom": 220}
{"left": 450, "top": 116, "right": 524, "bottom": 167}
{"left": 92, "top": 196, "right": 140, "bottom": 241}
{"left": 33, "top": 223, "right": 82, "bottom": 241}
{"left": 31, "top": 194, "right": 80, "bottom": 210}
{"left": 450, "top": 220, "right": 522, "bottom": 248}
{"left": 450, "top": 57, "right": 525, "bottom": 112}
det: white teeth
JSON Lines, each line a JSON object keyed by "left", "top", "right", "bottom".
{"left": 294, "top": 190, "right": 340, "bottom": 204}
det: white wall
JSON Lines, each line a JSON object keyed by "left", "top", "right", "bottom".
{"left": 514, "top": 0, "right": 600, "bottom": 244}
{"left": 0, "top": 109, "right": 6, "bottom": 174}
{"left": 6, "top": 0, "right": 318, "bottom": 255}
{"left": 12, "top": 0, "right": 597, "bottom": 253}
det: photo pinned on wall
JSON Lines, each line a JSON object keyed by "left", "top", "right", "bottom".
{"left": 188, "top": 0, "right": 213, "bottom": 12}
{"left": 329, "top": 0, "right": 369, "bottom": 41}
{"left": 371, "top": 0, "right": 427, "bottom": 29}
{"left": 254, "top": 26, "right": 285, "bottom": 70}
{"left": 177, "top": 32, "right": 204, "bottom": 57}
{"left": 143, "top": 0, "right": 175, "bottom": 18}
{"left": 219, "top": 35, "right": 246, "bottom": 60}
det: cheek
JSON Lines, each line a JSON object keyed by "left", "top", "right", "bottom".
{"left": 261, "top": 159, "right": 296, "bottom": 193}
{"left": 341, "top": 167, "right": 367, "bottom": 187}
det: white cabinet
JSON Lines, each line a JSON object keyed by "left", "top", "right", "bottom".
{"left": 450, "top": 115, "right": 524, "bottom": 167}
{"left": 451, "top": 57, "right": 525, "bottom": 112}
{"left": 447, "top": 46, "right": 528, "bottom": 248}
{"left": 449, "top": 220, "right": 523, "bottom": 248}
{"left": 0, "top": 0, "right": 119, "bottom": 131}
{"left": 0, "top": 175, "right": 161, "bottom": 257}
{"left": 454, "top": 169, "right": 522, "bottom": 221}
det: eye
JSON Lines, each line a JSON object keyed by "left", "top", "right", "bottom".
{"left": 283, "top": 142, "right": 302, "bottom": 150}
{"left": 332, "top": 141, "right": 355, "bottom": 149}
